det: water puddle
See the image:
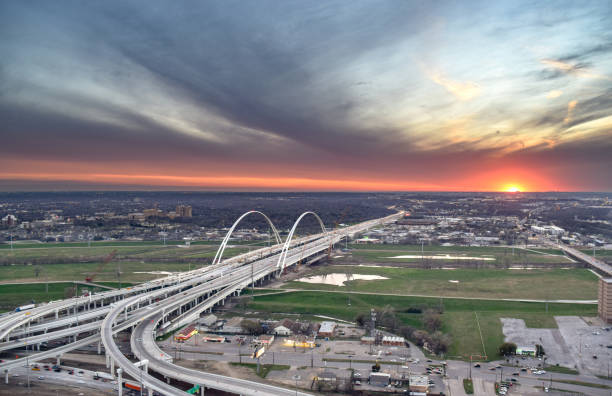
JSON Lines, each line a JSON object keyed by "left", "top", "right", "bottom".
{"left": 386, "top": 254, "right": 495, "bottom": 261}
{"left": 295, "top": 273, "right": 388, "bottom": 286}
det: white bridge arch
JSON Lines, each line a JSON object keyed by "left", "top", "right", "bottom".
{"left": 212, "top": 210, "right": 282, "bottom": 266}
{"left": 276, "top": 211, "right": 329, "bottom": 272}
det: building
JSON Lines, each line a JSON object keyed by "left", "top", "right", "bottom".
{"left": 382, "top": 336, "right": 405, "bottom": 346}
{"left": 176, "top": 205, "right": 193, "bottom": 217}
{"left": 174, "top": 325, "right": 198, "bottom": 342}
{"left": 318, "top": 371, "right": 336, "bottom": 384}
{"left": 516, "top": 346, "right": 536, "bottom": 356}
{"left": 283, "top": 336, "right": 315, "bottom": 348}
{"left": 318, "top": 321, "right": 336, "bottom": 338}
{"left": 274, "top": 325, "right": 292, "bottom": 336}
{"left": 201, "top": 334, "right": 226, "bottom": 343}
{"left": 254, "top": 334, "right": 275, "bottom": 346}
{"left": 199, "top": 314, "right": 218, "bottom": 328}
{"left": 1, "top": 214, "right": 18, "bottom": 226}
{"left": 143, "top": 208, "right": 162, "bottom": 217}
{"left": 369, "top": 372, "right": 390, "bottom": 387}
{"left": 598, "top": 278, "right": 612, "bottom": 324}
{"left": 360, "top": 336, "right": 375, "bottom": 345}
{"left": 408, "top": 375, "right": 429, "bottom": 393}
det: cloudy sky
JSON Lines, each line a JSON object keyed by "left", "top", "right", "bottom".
{"left": 1, "top": 0, "right": 611, "bottom": 191}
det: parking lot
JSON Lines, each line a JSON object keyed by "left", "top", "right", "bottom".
{"left": 502, "top": 316, "right": 612, "bottom": 376}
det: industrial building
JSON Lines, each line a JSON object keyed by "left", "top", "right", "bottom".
{"left": 283, "top": 336, "right": 315, "bottom": 348}
{"left": 273, "top": 325, "right": 292, "bottom": 336}
{"left": 598, "top": 278, "right": 612, "bottom": 324}
{"left": 382, "top": 336, "right": 405, "bottom": 346}
{"left": 176, "top": 205, "right": 193, "bottom": 217}
{"left": 317, "top": 321, "right": 336, "bottom": 337}
{"left": 516, "top": 346, "right": 537, "bottom": 356}
{"left": 369, "top": 372, "right": 391, "bottom": 387}
{"left": 408, "top": 375, "right": 429, "bottom": 393}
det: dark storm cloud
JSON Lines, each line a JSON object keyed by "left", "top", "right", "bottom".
{"left": 1, "top": 0, "right": 611, "bottom": 190}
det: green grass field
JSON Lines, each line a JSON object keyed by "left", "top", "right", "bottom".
{"left": 345, "top": 244, "right": 573, "bottom": 265}
{"left": 287, "top": 265, "right": 598, "bottom": 300}
{"left": 0, "top": 282, "right": 132, "bottom": 311}
{"left": 246, "top": 290, "right": 598, "bottom": 361}
{"left": 0, "top": 245, "right": 249, "bottom": 283}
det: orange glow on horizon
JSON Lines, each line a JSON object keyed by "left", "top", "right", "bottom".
{"left": 504, "top": 185, "right": 522, "bottom": 193}
{"left": 0, "top": 168, "right": 563, "bottom": 192}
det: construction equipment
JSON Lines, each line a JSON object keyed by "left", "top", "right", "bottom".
{"left": 85, "top": 250, "right": 117, "bottom": 283}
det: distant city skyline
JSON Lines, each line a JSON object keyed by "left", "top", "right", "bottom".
{"left": 1, "top": 1, "right": 611, "bottom": 192}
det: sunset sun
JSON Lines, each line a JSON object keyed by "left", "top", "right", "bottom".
{"left": 504, "top": 185, "right": 522, "bottom": 193}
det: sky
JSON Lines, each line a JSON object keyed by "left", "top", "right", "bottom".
{"left": 1, "top": 0, "right": 611, "bottom": 192}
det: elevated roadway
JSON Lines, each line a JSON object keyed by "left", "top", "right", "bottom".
{"left": 1, "top": 211, "right": 403, "bottom": 394}
{"left": 542, "top": 239, "right": 612, "bottom": 277}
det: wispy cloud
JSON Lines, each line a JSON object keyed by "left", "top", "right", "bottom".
{"left": 425, "top": 70, "right": 481, "bottom": 101}
{"left": 546, "top": 90, "right": 563, "bottom": 99}
{"left": 564, "top": 100, "right": 578, "bottom": 124}
{"left": 540, "top": 59, "right": 611, "bottom": 80}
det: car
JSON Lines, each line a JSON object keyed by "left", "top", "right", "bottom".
{"left": 489, "top": 367, "right": 496, "bottom": 371}
{"left": 355, "top": 380, "right": 361, "bottom": 385}
{"left": 354, "top": 373, "right": 361, "bottom": 377}
{"left": 37, "top": 376, "right": 44, "bottom": 380}
{"left": 78, "top": 380, "right": 85, "bottom": 384}
{"left": 512, "top": 372, "right": 519, "bottom": 376}
{"left": 511, "top": 378, "right": 517, "bottom": 382}
{"left": 474, "top": 363, "right": 481, "bottom": 368}
{"left": 593, "top": 355, "right": 598, "bottom": 359}
{"left": 78, "top": 370, "right": 84, "bottom": 374}
{"left": 427, "top": 359, "right": 432, "bottom": 363}
{"left": 32, "top": 367, "right": 40, "bottom": 371}
{"left": 520, "top": 368, "right": 527, "bottom": 372}
{"left": 12, "top": 374, "right": 19, "bottom": 377}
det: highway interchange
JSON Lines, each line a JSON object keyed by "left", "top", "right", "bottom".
{"left": 0, "top": 211, "right": 402, "bottom": 395}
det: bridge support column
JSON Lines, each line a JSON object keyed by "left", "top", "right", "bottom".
{"left": 200, "top": 386, "right": 205, "bottom": 396}
{"left": 56, "top": 355, "right": 61, "bottom": 366}
{"left": 117, "top": 368, "right": 123, "bottom": 396}
{"left": 106, "top": 353, "right": 110, "bottom": 368}
{"left": 97, "top": 340, "right": 101, "bottom": 355}
{"left": 148, "top": 388, "right": 153, "bottom": 396}
{"left": 124, "top": 307, "right": 128, "bottom": 321}
{"left": 110, "top": 358, "right": 115, "bottom": 377}
{"left": 5, "top": 370, "right": 8, "bottom": 384}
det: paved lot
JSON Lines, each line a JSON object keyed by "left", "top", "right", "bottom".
{"left": 447, "top": 378, "right": 468, "bottom": 396}
{"left": 501, "top": 316, "right": 612, "bottom": 376}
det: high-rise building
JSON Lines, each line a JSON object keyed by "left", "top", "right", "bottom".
{"left": 176, "top": 205, "right": 192, "bottom": 217}
{"left": 598, "top": 278, "right": 612, "bottom": 324}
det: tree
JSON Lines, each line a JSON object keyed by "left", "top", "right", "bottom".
{"left": 399, "top": 325, "right": 416, "bottom": 340}
{"left": 498, "top": 342, "right": 517, "bottom": 356}
{"left": 423, "top": 309, "right": 442, "bottom": 332}
{"left": 354, "top": 313, "right": 367, "bottom": 327}
{"left": 240, "top": 319, "right": 264, "bottom": 335}
{"left": 429, "top": 331, "right": 451, "bottom": 354}
{"left": 536, "top": 344, "right": 545, "bottom": 357}
{"left": 411, "top": 330, "right": 429, "bottom": 347}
